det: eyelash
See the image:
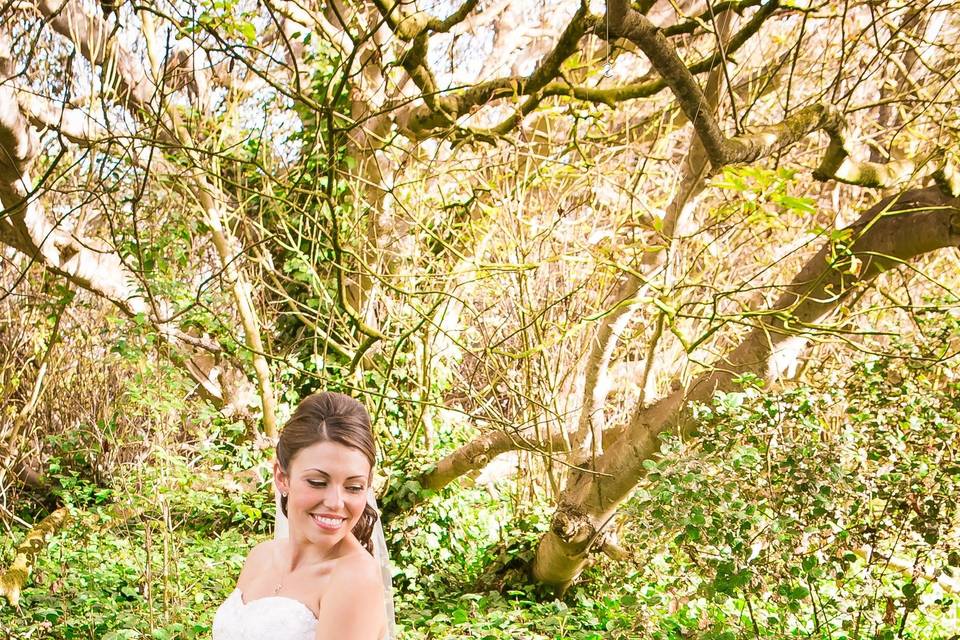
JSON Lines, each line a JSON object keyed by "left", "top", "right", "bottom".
{"left": 306, "top": 480, "right": 364, "bottom": 493}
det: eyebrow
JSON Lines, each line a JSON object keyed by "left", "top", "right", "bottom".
{"left": 304, "top": 469, "right": 367, "bottom": 480}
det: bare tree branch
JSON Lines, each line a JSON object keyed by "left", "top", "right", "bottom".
{"left": 533, "top": 185, "right": 960, "bottom": 589}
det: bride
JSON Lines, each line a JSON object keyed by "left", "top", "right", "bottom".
{"left": 213, "top": 392, "right": 393, "bottom": 640}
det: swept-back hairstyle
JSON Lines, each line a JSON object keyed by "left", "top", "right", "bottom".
{"left": 277, "top": 391, "right": 378, "bottom": 553}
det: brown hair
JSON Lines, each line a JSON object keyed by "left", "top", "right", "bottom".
{"left": 277, "top": 391, "right": 378, "bottom": 554}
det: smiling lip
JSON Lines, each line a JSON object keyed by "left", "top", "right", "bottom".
{"left": 310, "top": 513, "right": 346, "bottom": 531}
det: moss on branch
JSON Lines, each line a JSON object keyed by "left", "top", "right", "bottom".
{"left": 607, "top": 1, "right": 729, "bottom": 165}
{"left": 401, "top": 0, "right": 777, "bottom": 138}
{"left": 725, "top": 104, "right": 919, "bottom": 188}
{"left": 662, "top": 0, "right": 765, "bottom": 37}
{"left": 934, "top": 158, "right": 960, "bottom": 196}
{"left": 376, "top": 0, "right": 481, "bottom": 40}
{"left": 0, "top": 508, "right": 70, "bottom": 608}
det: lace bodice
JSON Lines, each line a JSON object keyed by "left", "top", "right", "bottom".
{"left": 212, "top": 589, "right": 317, "bottom": 640}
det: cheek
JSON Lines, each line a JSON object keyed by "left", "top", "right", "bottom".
{"left": 290, "top": 485, "right": 319, "bottom": 508}
{"left": 345, "top": 493, "right": 368, "bottom": 518}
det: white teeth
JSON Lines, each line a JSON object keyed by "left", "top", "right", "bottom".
{"left": 311, "top": 514, "right": 345, "bottom": 527}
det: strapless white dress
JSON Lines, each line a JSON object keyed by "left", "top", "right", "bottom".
{"left": 212, "top": 589, "right": 317, "bottom": 639}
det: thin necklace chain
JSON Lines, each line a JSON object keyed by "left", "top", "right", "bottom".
{"left": 274, "top": 563, "right": 292, "bottom": 595}
{"left": 273, "top": 544, "right": 338, "bottom": 594}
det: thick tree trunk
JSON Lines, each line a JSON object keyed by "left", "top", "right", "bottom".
{"left": 531, "top": 187, "right": 960, "bottom": 590}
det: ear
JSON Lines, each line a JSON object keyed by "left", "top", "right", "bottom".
{"left": 273, "top": 460, "right": 289, "bottom": 495}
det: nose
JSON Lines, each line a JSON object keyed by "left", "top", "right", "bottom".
{"left": 321, "top": 485, "right": 344, "bottom": 510}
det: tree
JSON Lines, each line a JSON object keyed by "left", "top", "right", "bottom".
{"left": 2, "top": 0, "right": 959, "bottom": 594}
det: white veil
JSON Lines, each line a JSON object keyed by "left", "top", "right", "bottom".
{"left": 275, "top": 485, "right": 396, "bottom": 639}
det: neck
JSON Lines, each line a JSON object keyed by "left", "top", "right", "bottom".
{"left": 285, "top": 528, "right": 343, "bottom": 570}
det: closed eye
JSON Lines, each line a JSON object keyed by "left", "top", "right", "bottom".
{"left": 307, "top": 480, "right": 365, "bottom": 493}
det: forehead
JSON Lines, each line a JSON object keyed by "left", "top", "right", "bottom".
{"left": 288, "top": 440, "right": 371, "bottom": 477}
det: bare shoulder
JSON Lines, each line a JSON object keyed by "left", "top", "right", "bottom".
{"left": 331, "top": 547, "right": 383, "bottom": 589}
{"left": 317, "top": 549, "right": 385, "bottom": 639}
{"left": 237, "top": 538, "right": 281, "bottom": 585}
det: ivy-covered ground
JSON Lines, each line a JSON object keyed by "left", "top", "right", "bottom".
{"left": 2, "top": 348, "right": 960, "bottom": 639}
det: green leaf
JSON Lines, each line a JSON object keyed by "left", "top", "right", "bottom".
{"left": 789, "top": 585, "right": 810, "bottom": 600}
{"left": 777, "top": 195, "right": 816, "bottom": 213}
{"left": 239, "top": 22, "right": 256, "bottom": 44}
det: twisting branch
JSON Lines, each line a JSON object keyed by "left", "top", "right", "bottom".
{"left": 0, "top": 38, "right": 140, "bottom": 310}
{"left": 432, "top": 0, "right": 481, "bottom": 33}
{"left": 37, "top": 0, "right": 154, "bottom": 113}
{"left": 606, "top": 0, "right": 929, "bottom": 188}
{"left": 399, "top": 7, "right": 598, "bottom": 138}
{"left": 725, "top": 104, "right": 917, "bottom": 187}
{"left": 662, "top": 0, "right": 765, "bottom": 37}
{"left": 538, "top": 0, "right": 777, "bottom": 107}
{"left": 458, "top": 0, "right": 599, "bottom": 141}
{"left": 400, "top": 0, "right": 777, "bottom": 139}
{"left": 372, "top": 0, "right": 481, "bottom": 39}
{"left": 18, "top": 93, "right": 112, "bottom": 145}
{"left": 371, "top": 0, "right": 442, "bottom": 101}
{"left": 533, "top": 185, "right": 960, "bottom": 590}
{"left": 606, "top": 0, "right": 729, "bottom": 162}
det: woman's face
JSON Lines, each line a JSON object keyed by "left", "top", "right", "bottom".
{"left": 275, "top": 440, "right": 371, "bottom": 546}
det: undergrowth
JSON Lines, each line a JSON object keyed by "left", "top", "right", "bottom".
{"left": 2, "top": 346, "right": 959, "bottom": 639}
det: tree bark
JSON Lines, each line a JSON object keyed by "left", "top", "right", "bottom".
{"left": 0, "top": 507, "right": 70, "bottom": 606}
{"left": 416, "top": 427, "right": 569, "bottom": 495}
{"left": 201, "top": 192, "right": 279, "bottom": 437}
{"left": 415, "top": 11, "right": 736, "bottom": 495}
{"left": 869, "top": 2, "right": 947, "bottom": 163}
{"left": 531, "top": 186, "right": 960, "bottom": 591}
{"left": 1, "top": 4, "right": 278, "bottom": 426}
